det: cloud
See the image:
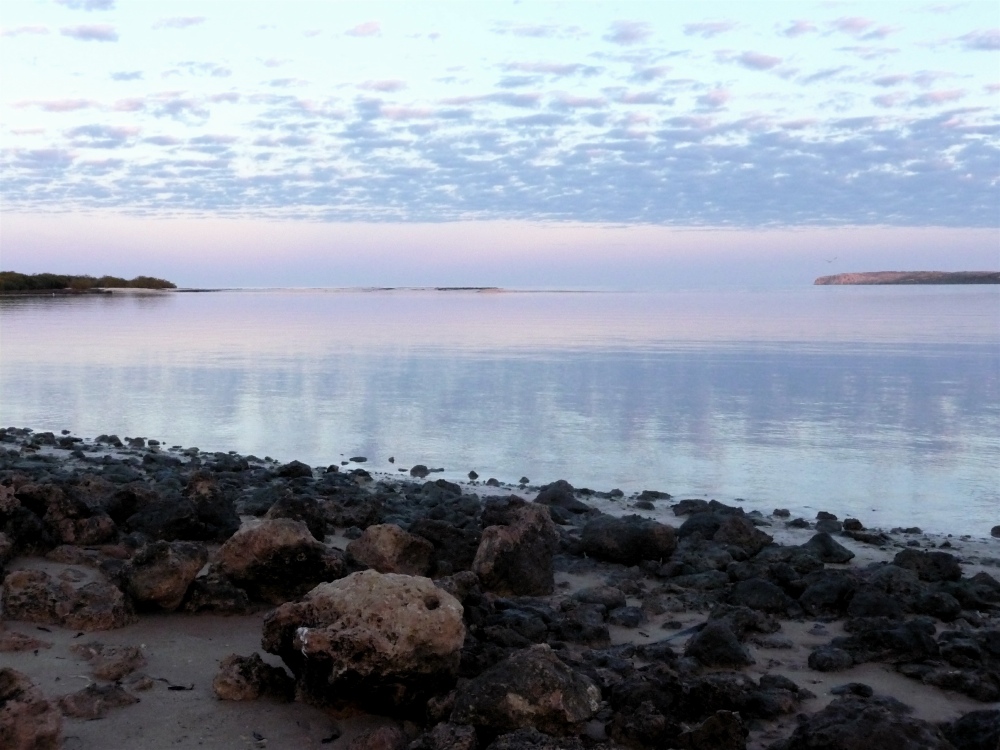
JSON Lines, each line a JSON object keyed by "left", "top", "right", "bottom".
{"left": 873, "top": 73, "right": 909, "bottom": 87}
{"left": 873, "top": 92, "right": 908, "bottom": 108}
{"left": 697, "top": 88, "right": 731, "bottom": 109}
{"left": 550, "top": 93, "right": 606, "bottom": 110}
{"left": 683, "top": 21, "right": 739, "bottom": 38}
{"left": 958, "top": 28, "right": 1000, "bottom": 50}
{"left": 782, "top": 20, "right": 817, "bottom": 37}
{"left": 66, "top": 124, "right": 139, "bottom": 148}
{"left": 503, "top": 62, "right": 600, "bottom": 77}
{"left": 604, "top": 21, "right": 652, "bottom": 46}
{"left": 838, "top": 45, "right": 899, "bottom": 60}
{"left": 491, "top": 22, "right": 583, "bottom": 39}
{"left": 346, "top": 21, "right": 380, "bottom": 37}
{"left": 112, "top": 98, "right": 146, "bottom": 112}
{"left": 911, "top": 89, "right": 966, "bottom": 106}
{"left": 111, "top": 71, "right": 143, "bottom": 81}
{"left": 153, "top": 17, "right": 206, "bottom": 30}
{"left": 801, "top": 66, "right": 851, "bottom": 84}
{"left": 1, "top": 25, "right": 49, "bottom": 37}
{"left": 737, "top": 51, "right": 783, "bottom": 70}
{"left": 56, "top": 0, "right": 114, "bottom": 10}
{"left": 60, "top": 24, "right": 118, "bottom": 41}
{"left": 830, "top": 17, "right": 898, "bottom": 40}
{"left": 144, "top": 135, "right": 181, "bottom": 146}
{"left": 208, "top": 92, "right": 240, "bottom": 103}
{"left": 358, "top": 79, "right": 407, "bottom": 92}
{"left": 16, "top": 98, "right": 96, "bottom": 112}
{"left": 441, "top": 92, "right": 542, "bottom": 109}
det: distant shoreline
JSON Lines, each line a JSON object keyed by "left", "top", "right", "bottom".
{"left": 815, "top": 271, "right": 1000, "bottom": 285}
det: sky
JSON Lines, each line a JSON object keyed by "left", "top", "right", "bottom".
{"left": 1, "top": 0, "right": 998, "bottom": 288}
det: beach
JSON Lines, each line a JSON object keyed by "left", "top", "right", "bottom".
{"left": 1, "top": 427, "right": 998, "bottom": 750}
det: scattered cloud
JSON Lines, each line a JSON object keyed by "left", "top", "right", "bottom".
{"left": 839, "top": 45, "right": 899, "bottom": 60}
{"left": 16, "top": 98, "right": 96, "bottom": 112}
{"left": 55, "top": 0, "right": 114, "bottom": 10}
{"left": 911, "top": 89, "right": 966, "bottom": 106}
{"left": 66, "top": 124, "right": 139, "bottom": 148}
{"left": 683, "top": 20, "right": 739, "bottom": 38}
{"left": 830, "top": 17, "right": 899, "bottom": 40}
{"left": 801, "top": 67, "right": 851, "bottom": 84}
{"left": 737, "top": 51, "right": 783, "bottom": 70}
{"left": 873, "top": 92, "right": 908, "bottom": 108}
{"left": 491, "top": 22, "right": 583, "bottom": 39}
{"left": 698, "top": 88, "right": 731, "bottom": 109}
{"left": 604, "top": 21, "right": 652, "bottom": 46}
{"left": 346, "top": 21, "right": 380, "bottom": 37}
{"left": 112, "top": 98, "right": 146, "bottom": 112}
{"left": 60, "top": 24, "right": 118, "bottom": 42}
{"left": 111, "top": 71, "right": 143, "bottom": 81}
{"left": 873, "top": 73, "right": 909, "bottom": 87}
{"left": 782, "top": 20, "right": 817, "bottom": 37}
{"left": 958, "top": 28, "right": 1000, "bottom": 50}
{"left": 503, "top": 62, "right": 600, "bottom": 77}
{"left": 1, "top": 25, "right": 49, "bottom": 37}
{"left": 358, "top": 80, "right": 407, "bottom": 92}
{"left": 153, "top": 17, "right": 206, "bottom": 30}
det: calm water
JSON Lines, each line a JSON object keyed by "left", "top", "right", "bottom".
{"left": 1, "top": 286, "right": 997, "bottom": 537}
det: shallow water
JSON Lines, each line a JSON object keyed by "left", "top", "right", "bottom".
{"left": 1, "top": 286, "right": 997, "bottom": 536}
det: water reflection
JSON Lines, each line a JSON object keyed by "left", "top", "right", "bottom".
{"left": 1, "top": 288, "right": 997, "bottom": 535}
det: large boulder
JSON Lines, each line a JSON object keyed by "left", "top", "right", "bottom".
{"left": 215, "top": 519, "right": 346, "bottom": 604}
{"left": 580, "top": 514, "right": 676, "bottom": 566}
{"left": 769, "top": 695, "right": 956, "bottom": 750}
{"left": 450, "top": 644, "right": 601, "bottom": 736}
{"left": 212, "top": 653, "right": 294, "bottom": 702}
{"left": 1, "top": 570, "right": 135, "bottom": 631}
{"left": 473, "top": 498, "right": 558, "bottom": 596}
{"left": 123, "top": 478, "right": 240, "bottom": 542}
{"left": 262, "top": 570, "right": 465, "bottom": 713}
{"left": 893, "top": 549, "right": 963, "bottom": 582}
{"left": 0, "top": 669, "right": 62, "bottom": 750}
{"left": 685, "top": 622, "right": 755, "bottom": 668}
{"left": 119, "top": 540, "right": 208, "bottom": 611}
{"left": 347, "top": 524, "right": 434, "bottom": 576}
{"left": 713, "top": 516, "right": 773, "bottom": 557}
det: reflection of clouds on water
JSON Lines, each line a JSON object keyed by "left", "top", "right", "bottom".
{"left": 1, "top": 288, "right": 997, "bottom": 536}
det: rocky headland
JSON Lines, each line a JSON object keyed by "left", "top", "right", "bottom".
{"left": 1, "top": 427, "right": 998, "bottom": 750}
{"left": 814, "top": 271, "right": 1000, "bottom": 285}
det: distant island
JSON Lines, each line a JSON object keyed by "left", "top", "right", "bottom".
{"left": 815, "top": 271, "right": 1000, "bottom": 285}
{"left": 0, "top": 271, "right": 176, "bottom": 294}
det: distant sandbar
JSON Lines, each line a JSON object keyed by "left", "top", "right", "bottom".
{"left": 815, "top": 271, "right": 999, "bottom": 285}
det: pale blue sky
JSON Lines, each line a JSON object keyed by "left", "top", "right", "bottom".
{"left": 1, "top": 1, "right": 997, "bottom": 287}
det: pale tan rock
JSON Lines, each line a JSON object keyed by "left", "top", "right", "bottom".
{"left": 57, "top": 683, "right": 139, "bottom": 719}
{"left": 212, "top": 652, "right": 293, "bottom": 702}
{"left": 70, "top": 642, "right": 147, "bottom": 681}
{"left": 121, "top": 540, "right": 208, "bottom": 611}
{"left": 1, "top": 570, "right": 136, "bottom": 631}
{"left": 0, "top": 623, "right": 51, "bottom": 653}
{"left": 347, "top": 523, "right": 434, "bottom": 576}
{"left": 0, "top": 668, "right": 62, "bottom": 750}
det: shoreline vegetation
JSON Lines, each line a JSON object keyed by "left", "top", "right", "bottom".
{"left": 0, "top": 271, "right": 176, "bottom": 294}
{"left": 0, "top": 426, "right": 998, "bottom": 749}
{"left": 815, "top": 271, "right": 1000, "bottom": 285}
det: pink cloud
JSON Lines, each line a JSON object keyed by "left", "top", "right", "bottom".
{"left": 552, "top": 93, "right": 605, "bottom": 109}
{"left": 152, "top": 17, "right": 205, "bottom": 30}
{"left": 831, "top": 17, "right": 875, "bottom": 35}
{"left": 872, "top": 92, "right": 907, "bottom": 108}
{"left": 683, "top": 21, "right": 738, "bottom": 38}
{"left": 381, "top": 106, "right": 434, "bottom": 120}
{"left": 959, "top": 28, "right": 1000, "bottom": 50}
{"left": 698, "top": 88, "right": 731, "bottom": 109}
{"left": 872, "top": 74, "right": 908, "bottom": 87}
{"left": 782, "top": 20, "right": 817, "bottom": 37}
{"left": 60, "top": 24, "right": 118, "bottom": 41}
{"left": 112, "top": 98, "right": 146, "bottom": 111}
{"left": 16, "top": 98, "right": 96, "bottom": 112}
{"left": 1, "top": 25, "right": 49, "bottom": 37}
{"left": 208, "top": 93, "right": 240, "bottom": 103}
{"left": 985, "top": 83, "right": 1000, "bottom": 93}
{"left": 911, "top": 89, "right": 965, "bottom": 106}
{"left": 358, "top": 79, "right": 407, "bottom": 92}
{"left": 604, "top": 20, "right": 652, "bottom": 46}
{"left": 738, "top": 51, "right": 782, "bottom": 70}
{"left": 346, "top": 21, "right": 380, "bottom": 37}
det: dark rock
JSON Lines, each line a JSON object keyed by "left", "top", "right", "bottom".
{"left": 57, "top": 683, "right": 138, "bottom": 719}
{"left": 533, "top": 480, "right": 595, "bottom": 515}
{"left": 893, "top": 549, "right": 963, "bottom": 582}
{"left": 799, "top": 532, "right": 855, "bottom": 564}
{"left": 940, "top": 709, "right": 1000, "bottom": 750}
{"left": 685, "top": 621, "right": 754, "bottom": 667}
{"left": 410, "top": 465, "right": 430, "bottom": 479}
{"left": 833, "top": 618, "right": 939, "bottom": 664}
{"left": 347, "top": 725, "right": 408, "bottom": 750}
{"left": 119, "top": 540, "right": 208, "bottom": 611}
{"left": 473, "top": 499, "right": 558, "bottom": 597}
{"left": 913, "top": 591, "right": 962, "bottom": 622}
{"left": 713, "top": 516, "right": 773, "bottom": 557}
{"left": 212, "top": 652, "right": 294, "bottom": 701}
{"left": 807, "top": 646, "right": 854, "bottom": 672}
{"left": 846, "top": 590, "right": 905, "bottom": 620}
{"left": 450, "top": 644, "right": 601, "bottom": 736}
{"left": 769, "top": 695, "right": 956, "bottom": 750}
{"left": 347, "top": 523, "right": 434, "bottom": 576}
{"left": 608, "top": 606, "right": 646, "bottom": 628}
{"left": 830, "top": 682, "right": 874, "bottom": 697}
{"left": 844, "top": 518, "right": 864, "bottom": 531}
{"left": 409, "top": 518, "right": 482, "bottom": 576}
{"left": 728, "top": 579, "right": 793, "bottom": 614}
{"left": 573, "top": 586, "right": 626, "bottom": 610}
{"left": 275, "top": 460, "right": 313, "bottom": 479}
{"left": 674, "top": 710, "right": 748, "bottom": 750}
{"left": 264, "top": 493, "right": 327, "bottom": 540}
{"left": 0, "top": 668, "right": 62, "bottom": 750}
{"left": 580, "top": 514, "right": 676, "bottom": 566}
{"left": 181, "top": 572, "right": 250, "bottom": 614}
{"left": 674, "top": 499, "right": 710, "bottom": 516}
{"left": 410, "top": 722, "right": 478, "bottom": 750}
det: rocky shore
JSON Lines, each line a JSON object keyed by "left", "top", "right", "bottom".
{"left": 1, "top": 427, "right": 998, "bottom": 750}
{"left": 814, "top": 271, "right": 1000, "bottom": 285}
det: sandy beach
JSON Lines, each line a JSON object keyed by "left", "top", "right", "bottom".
{"left": 1, "top": 428, "right": 997, "bottom": 750}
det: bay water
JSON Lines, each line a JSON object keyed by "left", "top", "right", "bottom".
{"left": 1, "top": 286, "right": 997, "bottom": 537}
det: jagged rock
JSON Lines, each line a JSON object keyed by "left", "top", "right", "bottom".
{"left": 119, "top": 540, "right": 208, "bottom": 611}
{"left": 798, "top": 532, "right": 855, "bottom": 564}
{"left": 1, "top": 569, "right": 135, "bottom": 630}
{"left": 713, "top": 516, "right": 773, "bottom": 557}
{"left": 832, "top": 618, "right": 939, "bottom": 664}
{"left": 685, "top": 622, "right": 755, "bottom": 668}
{"left": 0, "top": 623, "right": 51, "bottom": 653}
{"left": 893, "top": 549, "right": 963, "bottom": 582}
{"left": 347, "top": 523, "right": 435, "bottom": 576}
{"left": 212, "top": 652, "right": 294, "bottom": 701}
{"left": 0, "top": 669, "right": 62, "bottom": 750}
{"left": 215, "top": 519, "right": 346, "bottom": 604}
{"left": 275, "top": 460, "right": 314, "bottom": 479}
{"left": 180, "top": 572, "right": 251, "bottom": 614}
{"left": 70, "top": 642, "right": 146, "bottom": 681}
{"left": 940, "top": 709, "right": 1000, "bottom": 750}
{"left": 410, "top": 722, "right": 478, "bottom": 750}
{"left": 409, "top": 519, "right": 482, "bottom": 576}
{"left": 264, "top": 492, "right": 327, "bottom": 540}
{"left": 473, "top": 499, "right": 558, "bottom": 596}
{"left": 347, "top": 725, "right": 409, "bottom": 750}
{"left": 534, "top": 480, "right": 596, "bottom": 515}
{"left": 262, "top": 570, "right": 465, "bottom": 713}
{"left": 808, "top": 646, "right": 854, "bottom": 672}
{"left": 768, "top": 695, "right": 955, "bottom": 750}
{"left": 57, "top": 683, "right": 138, "bottom": 719}
{"left": 728, "top": 579, "right": 793, "bottom": 614}
{"left": 451, "top": 644, "right": 601, "bottom": 736}
{"left": 580, "top": 514, "right": 676, "bottom": 566}
{"left": 674, "top": 710, "right": 748, "bottom": 750}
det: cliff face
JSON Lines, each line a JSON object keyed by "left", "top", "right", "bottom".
{"left": 815, "top": 271, "right": 1000, "bottom": 285}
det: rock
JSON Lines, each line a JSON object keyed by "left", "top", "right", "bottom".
{"left": 212, "top": 653, "right": 294, "bottom": 702}
{"left": 830, "top": 682, "right": 874, "bottom": 697}
{"left": 573, "top": 586, "right": 627, "bottom": 610}
{"left": 451, "top": 645, "right": 601, "bottom": 735}
{"left": 940, "top": 709, "right": 1000, "bottom": 750}
{"left": 346, "top": 725, "right": 408, "bottom": 750}
{"left": 473, "top": 499, "right": 558, "bottom": 596}
{"left": 275, "top": 460, "right": 313, "bottom": 478}
{"left": 264, "top": 493, "right": 328, "bottom": 540}
{"left": 713, "top": 516, "right": 773, "bottom": 557}
{"left": 1, "top": 569, "right": 135, "bottom": 630}
{"left": 181, "top": 572, "right": 251, "bottom": 614}
{"left": 769, "top": 695, "right": 956, "bottom": 750}
{"left": 533, "top": 480, "right": 595, "bottom": 515}
{"left": 0, "top": 669, "right": 62, "bottom": 750}
{"left": 833, "top": 618, "right": 939, "bottom": 664}
{"left": 0, "top": 624, "right": 51, "bottom": 653}
{"left": 119, "top": 540, "right": 208, "bottom": 611}
{"left": 992, "top": 526, "right": 1000, "bottom": 539}
{"left": 70, "top": 642, "right": 146, "bottom": 681}
{"left": 728, "top": 579, "right": 793, "bottom": 614}
{"left": 411, "top": 722, "right": 478, "bottom": 750}
{"left": 262, "top": 570, "right": 465, "bottom": 713}
{"left": 798, "top": 532, "right": 855, "bottom": 564}
{"left": 124, "top": 488, "right": 240, "bottom": 542}
{"left": 893, "top": 549, "right": 963, "bottom": 582}
{"left": 580, "top": 514, "right": 676, "bottom": 566}
{"left": 410, "top": 465, "right": 430, "bottom": 479}
{"left": 347, "top": 523, "right": 435, "bottom": 576}
{"left": 57, "top": 683, "right": 138, "bottom": 719}
{"left": 409, "top": 519, "right": 482, "bottom": 576}
{"left": 807, "top": 646, "right": 854, "bottom": 672}
{"left": 215, "top": 519, "right": 346, "bottom": 604}
{"left": 674, "top": 710, "right": 748, "bottom": 750}
{"left": 685, "top": 621, "right": 755, "bottom": 667}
